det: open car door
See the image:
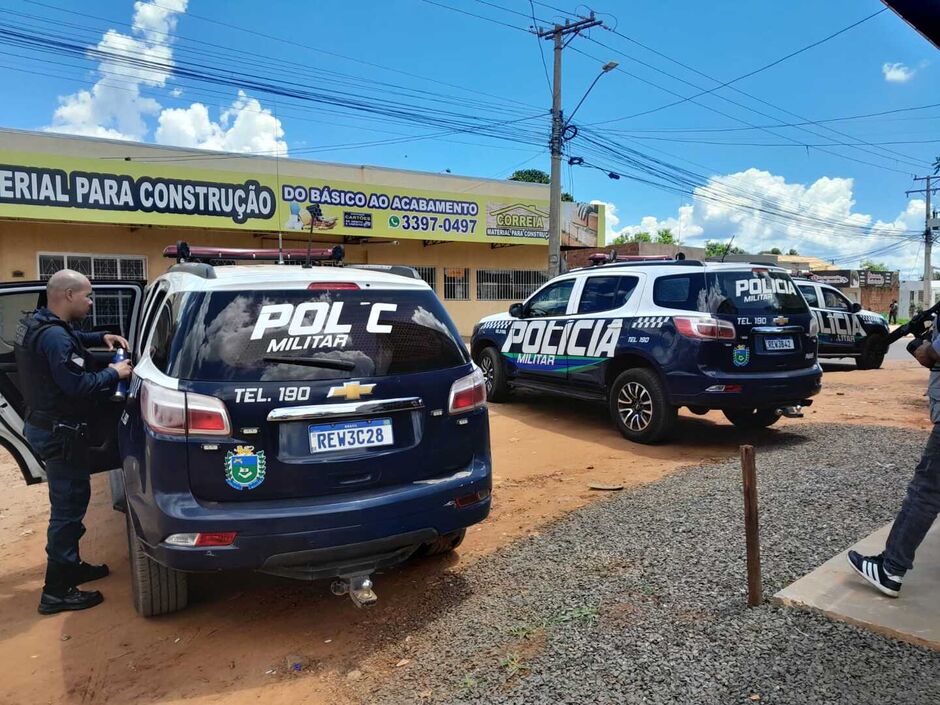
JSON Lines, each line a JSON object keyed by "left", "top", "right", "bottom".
{"left": 0, "top": 281, "right": 143, "bottom": 484}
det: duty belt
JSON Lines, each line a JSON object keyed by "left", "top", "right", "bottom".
{"left": 25, "top": 410, "right": 80, "bottom": 432}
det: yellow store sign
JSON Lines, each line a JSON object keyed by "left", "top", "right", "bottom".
{"left": 0, "top": 149, "right": 603, "bottom": 247}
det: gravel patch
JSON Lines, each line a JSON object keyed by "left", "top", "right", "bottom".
{"left": 360, "top": 424, "right": 940, "bottom": 705}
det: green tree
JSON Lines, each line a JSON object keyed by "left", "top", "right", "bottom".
{"left": 788, "top": 248, "right": 799, "bottom": 255}
{"left": 610, "top": 231, "right": 651, "bottom": 246}
{"left": 705, "top": 240, "right": 748, "bottom": 257}
{"left": 655, "top": 227, "right": 675, "bottom": 245}
{"left": 933, "top": 155, "right": 940, "bottom": 175}
{"left": 766, "top": 247, "right": 783, "bottom": 255}
{"left": 509, "top": 168, "right": 573, "bottom": 201}
{"left": 861, "top": 259, "right": 888, "bottom": 272}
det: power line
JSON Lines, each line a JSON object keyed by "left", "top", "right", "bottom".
{"left": 529, "top": 0, "right": 553, "bottom": 96}
{"left": 597, "top": 7, "right": 887, "bottom": 123}
{"left": 417, "top": 0, "right": 529, "bottom": 32}
{"left": 571, "top": 44, "right": 920, "bottom": 176}
{"left": 601, "top": 102, "right": 940, "bottom": 134}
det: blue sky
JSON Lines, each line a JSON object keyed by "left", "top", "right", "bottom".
{"left": 0, "top": 0, "right": 936, "bottom": 273}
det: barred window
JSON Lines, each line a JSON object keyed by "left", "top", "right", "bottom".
{"left": 412, "top": 266, "right": 437, "bottom": 292}
{"left": 38, "top": 252, "right": 148, "bottom": 335}
{"left": 38, "top": 253, "right": 148, "bottom": 281}
{"left": 443, "top": 267, "right": 469, "bottom": 301}
{"left": 475, "top": 269, "right": 549, "bottom": 301}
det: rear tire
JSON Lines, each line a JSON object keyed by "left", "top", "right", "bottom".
{"left": 723, "top": 408, "right": 780, "bottom": 429}
{"left": 478, "top": 347, "right": 509, "bottom": 402}
{"left": 856, "top": 334, "right": 886, "bottom": 370}
{"left": 416, "top": 529, "right": 466, "bottom": 557}
{"left": 126, "top": 510, "right": 188, "bottom": 617}
{"left": 608, "top": 368, "right": 677, "bottom": 444}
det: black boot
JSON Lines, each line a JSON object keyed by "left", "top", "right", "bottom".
{"left": 39, "top": 561, "right": 103, "bottom": 615}
{"left": 38, "top": 587, "right": 103, "bottom": 615}
{"left": 73, "top": 561, "right": 109, "bottom": 584}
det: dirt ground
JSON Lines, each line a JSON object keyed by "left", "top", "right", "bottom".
{"left": 0, "top": 359, "right": 930, "bottom": 705}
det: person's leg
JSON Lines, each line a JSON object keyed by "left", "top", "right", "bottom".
{"left": 883, "top": 423, "right": 940, "bottom": 575}
{"left": 44, "top": 475, "right": 91, "bottom": 594}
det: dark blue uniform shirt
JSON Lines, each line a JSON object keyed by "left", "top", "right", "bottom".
{"left": 14, "top": 307, "right": 119, "bottom": 423}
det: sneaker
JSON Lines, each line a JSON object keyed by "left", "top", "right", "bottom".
{"left": 847, "top": 550, "right": 902, "bottom": 598}
{"left": 38, "top": 587, "right": 104, "bottom": 615}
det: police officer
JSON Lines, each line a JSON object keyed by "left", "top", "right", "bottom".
{"left": 14, "top": 269, "right": 133, "bottom": 615}
{"left": 848, "top": 327, "right": 940, "bottom": 597}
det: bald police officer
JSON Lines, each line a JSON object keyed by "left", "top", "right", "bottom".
{"left": 14, "top": 270, "right": 133, "bottom": 615}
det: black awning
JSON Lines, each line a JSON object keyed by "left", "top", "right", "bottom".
{"left": 882, "top": 1, "right": 940, "bottom": 50}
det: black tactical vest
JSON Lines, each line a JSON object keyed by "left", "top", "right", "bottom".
{"left": 13, "top": 313, "right": 91, "bottom": 422}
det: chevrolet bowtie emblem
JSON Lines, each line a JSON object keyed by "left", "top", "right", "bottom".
{"left": 327, "top": 381, "right": 375, "bottom": 400}
{"left": 773, "top": 316, "right": 789, "bottom": 325}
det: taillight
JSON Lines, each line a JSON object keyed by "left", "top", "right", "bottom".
{"left": 308, "top": 282, "right": 360, "bottom": 290}
{"left": 141, "top": 381, "right": 231, "bottom": 436}
{"left": 187, "top": 393, "right": 232, "bottom": 436}
{"left": 165, "top": 532, "right": 237, "bottom": 547}
{"left": 808, "top": 316, "right": 819, "bottom": 337}
{"left": 448, "top": 367, "right": 487, "bottom": 415}
{"left": 674, "top": 316, "right": 736, "bottom": 340}
{"left": 141, "top": 381, "right": 186, "bottom": 435}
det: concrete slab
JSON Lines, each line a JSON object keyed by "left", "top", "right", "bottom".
{"left": 774, "top": 523, "right": 940, "bottom": 650}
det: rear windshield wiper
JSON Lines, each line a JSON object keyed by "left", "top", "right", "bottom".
{"left": 262, "top": 355, "right": 356, "bottom": 371}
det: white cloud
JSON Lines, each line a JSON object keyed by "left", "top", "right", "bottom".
{"left": 47, "top": 1, "right": 187, "bottom": 140}
{"left": 156, "top": 90, "right": 288, "bottom": 156}
{"left": 882, "top": 62, "right": 915, "bottom": 83}
{"left": 610, "top": 168, "right": 924, "bottom": 273}
{"left": 45, "top": 0, "right": 288, "bottom": 156}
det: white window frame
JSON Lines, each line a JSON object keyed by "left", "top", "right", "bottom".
{"left": 37, "top": 251, "right": 149, "bottom": 281}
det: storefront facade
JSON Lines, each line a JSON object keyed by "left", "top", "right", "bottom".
{"left": 0, "top": 129, "right": 605, "bottom": 334}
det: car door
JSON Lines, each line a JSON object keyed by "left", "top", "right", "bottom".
{"left": 567, "top": 273, "right": 643, "bottom": 391}
{"left": 0, "top": 281, "right": 144, "bottom": 484}
{"left": 816, "top": 285, "right": 859, "bottom": 354}
{"left": 503, "top": 277, "right": 578, "bottom": 385}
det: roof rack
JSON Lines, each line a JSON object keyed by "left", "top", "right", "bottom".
{"left": 575, "top": 258, "right": 704, "bottom": 271}
{"left": 163, "top": 241, "right": 345, "bottom": 264}
{"left": 345, "top": 264, "right": 422, "bottom": 280}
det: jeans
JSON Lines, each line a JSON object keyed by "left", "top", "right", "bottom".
{"left": 884, "top": 422, "right": 940, "bottom": 576}
{"left": 24, "top": 423, "right": 92, "bottom": 592}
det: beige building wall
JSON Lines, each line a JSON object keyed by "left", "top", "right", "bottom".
{"left": 0, "top": 219, "right": 548, "bottom": 335}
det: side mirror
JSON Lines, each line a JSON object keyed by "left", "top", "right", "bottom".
{"left": 509, "top": 303, "right": 524, "bottom": 318}
{"left": 851, "top": 302, "right": 862, "bottom": 313}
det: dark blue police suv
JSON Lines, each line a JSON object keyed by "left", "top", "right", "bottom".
{"left": 471, "top": 259, "right": 821, "bottom": 444}
{"left": 0, "top": 246, "right": 491, "bottom": 615}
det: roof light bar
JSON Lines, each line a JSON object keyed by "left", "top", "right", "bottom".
{"left": 164, "top": 242, "right": 344, "bottom": 263}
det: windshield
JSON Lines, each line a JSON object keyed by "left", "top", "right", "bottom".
{"left": 652, "top": 270, "right": 808, "bottom": 315}
{"left": 162, "top": 288, "right": 468, "bottom": 382}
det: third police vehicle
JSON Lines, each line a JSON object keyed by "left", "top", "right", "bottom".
{"left": 792, "top": 277, "right": 889, "bottom": 369}
{"left": 471, "top": 257, "right": 822, "bottom": 443}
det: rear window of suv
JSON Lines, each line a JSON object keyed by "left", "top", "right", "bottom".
{"left": 158, "top": 288, "right": 469, "bottom": 382}
{"left": 653, "top": 270, "right": 808, "bottom": 315}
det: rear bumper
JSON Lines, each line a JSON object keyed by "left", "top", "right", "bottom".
{"left": 666, "top": 364, "right": 822, "bottom": 410}
{"left": 128, "top": 455, "right": 491, "bottom": 574}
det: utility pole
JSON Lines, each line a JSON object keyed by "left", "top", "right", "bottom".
{"left": 908, "top": 175, "right": 940, "bottom": 308}
{"left": 538, "top": 14, "right": 602, "bottom": 278}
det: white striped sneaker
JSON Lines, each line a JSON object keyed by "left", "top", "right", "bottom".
{"left": 847, "top": 550, "right": 902, "bottom": 598}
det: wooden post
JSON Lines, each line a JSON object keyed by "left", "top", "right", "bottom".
{"left": 740, "top": 445, "right": 762, "bottom": 607}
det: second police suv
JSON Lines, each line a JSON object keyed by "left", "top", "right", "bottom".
{"left": 471, "top": 255, "right": 822, "bottom": 443}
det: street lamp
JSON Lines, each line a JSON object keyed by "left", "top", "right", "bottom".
{"left": 565, "top": 61, "right": 618, "bottom": 127}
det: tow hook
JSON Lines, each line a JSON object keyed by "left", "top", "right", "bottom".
{"left": 778, "top": 405, "right": 804, "bottom": 419}
{"left": 330, "top": 575, "right": 378, "bottom": 608}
